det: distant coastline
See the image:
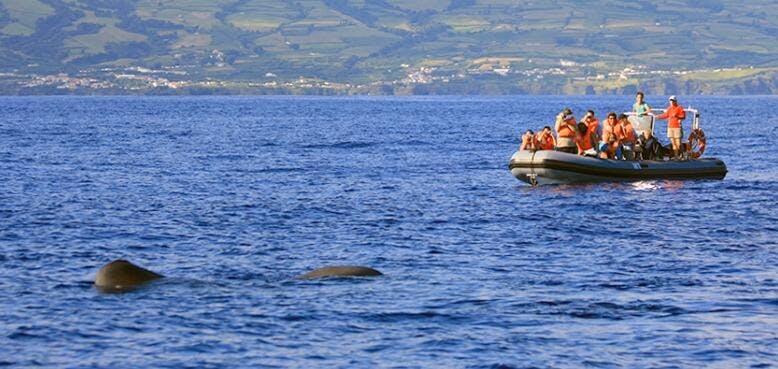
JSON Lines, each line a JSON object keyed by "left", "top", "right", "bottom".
{"left": 2, "top": 68, "right": 777, "bottom": 96}
{"left": 3, "top": 1, "right": 777, "bottom": 96}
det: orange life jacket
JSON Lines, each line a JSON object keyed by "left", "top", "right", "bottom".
{"left": 557, "top": 118, "right": 576, "bottom": 138}
{"left": 536, "top": 133, "right": 555, "bottom": 150}
{"left": 576, "top": 132, "right": 594, "bottom": 151}
{"left": 621, "top": 122, "right": 636, "bottom": 142}
{"left": 586, "top": 118, "right": 599, "bottom": 136}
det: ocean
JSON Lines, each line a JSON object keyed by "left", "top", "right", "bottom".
{"left": 1, "top": 95, "right": 776, "bottom": 368}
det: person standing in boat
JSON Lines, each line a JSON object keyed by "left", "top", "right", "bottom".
{"left": 633, "top": 91, "right": 651, "bottom": 116}
{"left": 656, "top": 96, "right": 686, "bottom": 160}
{"left": 555, "top": 108, "right": 577, "bottom": 154}
{"left": 632, "top": 92, "right": 653, "bottom": 141}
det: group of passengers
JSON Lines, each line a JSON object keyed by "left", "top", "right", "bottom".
{"left": 519, "top": 92, "right": 687, "bottom": 160}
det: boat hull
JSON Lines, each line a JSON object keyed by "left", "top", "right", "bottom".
{"left": 509, "top": 150, "right": 727, "bottom": 185}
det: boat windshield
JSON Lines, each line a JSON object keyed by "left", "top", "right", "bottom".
{"left": 627, "top": 114, "right": 654, "bottom": 135}
{"left": 624, "top": 108, "right": 701, "bottom": 136}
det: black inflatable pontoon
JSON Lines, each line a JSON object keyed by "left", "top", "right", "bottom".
{"left": 509, "top": 150, "right": 727, "bottom": 185}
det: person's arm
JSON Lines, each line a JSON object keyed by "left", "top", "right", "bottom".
{"left": 567, "top": 121, "right": 576, "bottom": 132}
{"left": 645, "top": 104, "right": 652, "bottom": 115}
{"left": 616, "top": 124, "right": 627, "bottom": 140}
{"left": 656, "top": 109, "right": 668, "bottom": 119}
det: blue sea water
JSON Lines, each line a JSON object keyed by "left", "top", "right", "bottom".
{"left": 0, "top": 95, "right": 776, "bottom": 368}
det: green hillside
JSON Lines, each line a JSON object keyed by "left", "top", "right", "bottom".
{"left": 1, "top": 0, "right": 777, "bottom": 94}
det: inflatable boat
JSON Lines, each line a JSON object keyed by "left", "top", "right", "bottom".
{"left": 509, "top": 109, "right": 728, "bottom": 185}
{"left": 509, "top": 150, "right": 727, "bottom": 185}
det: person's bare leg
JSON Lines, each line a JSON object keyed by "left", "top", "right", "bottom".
{"left": 671, "top": 138, "right": 680, "bottom": 159}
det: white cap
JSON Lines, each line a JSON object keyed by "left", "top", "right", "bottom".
{"left": 669, "top": 95, "right": 677, "bottom": 101}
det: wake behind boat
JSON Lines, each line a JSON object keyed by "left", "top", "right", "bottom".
{"left": 509, "top": 107, "right": 727, "bottom": 186}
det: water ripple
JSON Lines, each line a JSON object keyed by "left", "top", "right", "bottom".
{"left": 0, "top": 96, "right": 775, "bottom": 368}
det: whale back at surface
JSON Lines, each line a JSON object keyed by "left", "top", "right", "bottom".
{"left": 92, "top": 260, "right": 378, "bottom": 292}
{"left": 94, "top": 259, "right": 163, "bottom": 292}
{"left": 298, "top": 265, "right": 382, "bottom": 279}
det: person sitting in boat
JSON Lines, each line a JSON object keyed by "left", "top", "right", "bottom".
{"left": 615, "top": 114, "right": 638, "bottom": 160}
{"left": 536, "top": 126, "right": 556, "bottom": 150}
{"left": 637, "top": 130, "right": 666, "bottom": 160}
{"left": 575, "top": 122, "right": 597, "bottom": 157}
{"left": 632, "top": 91, "right": 651, "bottom": 116}
{"left": 520, "top": 129, "right": 538, "bottom": 151}
{"left": 598, "top": 112, "right": 623, "bottom": 159}
{"left": 555, "top": 108, "right": 577, "bottom": 154}
{"left": 656, "top": 95, "right": 686, "bottom": 160}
